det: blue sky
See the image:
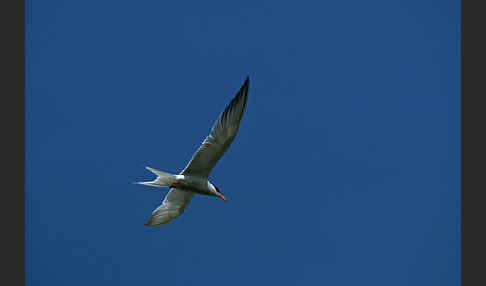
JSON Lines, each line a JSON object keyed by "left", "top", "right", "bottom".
{"left": 27, "top": 0, "right": 460, "bottom": 285}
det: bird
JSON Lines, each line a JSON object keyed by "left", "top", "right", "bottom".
{"left": 136, "top": 76, "right": 250, "bottom": 227}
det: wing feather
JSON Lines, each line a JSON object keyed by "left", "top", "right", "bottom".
{"left": 181, "top": 77, "right": 250, "bottom": 178}
{"left": 145, "top": 188, "right": 195, "bottom": 227}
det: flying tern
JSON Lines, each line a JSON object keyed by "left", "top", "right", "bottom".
{"left": 137, "top": 77, "right": 250, "bottom": 227}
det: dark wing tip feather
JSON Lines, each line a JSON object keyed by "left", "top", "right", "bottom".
{"left": 241, "top": 76, "right": 249, "bottom": 95}
{"left": 238, "top": 76, "right": 249, "bottom": 116}
{"left": 144, "top": 218, "right": 153, "bottom": 226}
{"left": 219, "top": 77, "right": 250, "bottom": 124}
{"left": 144, "top": 216, "right": 160, "bottom": 227}
{"left": 233, "top": 76, "right": 250, "bottom": 112}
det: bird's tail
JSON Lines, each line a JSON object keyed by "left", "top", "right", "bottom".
{"left": 136, "top": 166, "right": 177, "bottom": 188}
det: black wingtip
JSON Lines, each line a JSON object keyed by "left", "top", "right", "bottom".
{"left": 144, "top": 216, "right": 165, "bottom": 227}
{"left": 240, "top": 76, "right": 249, "bottom": 93}
{"left": 144, "top": 216, "right": 155, "bottom": 226}
{"left": 144, "top": 221, "right": 156, "bottom": 227}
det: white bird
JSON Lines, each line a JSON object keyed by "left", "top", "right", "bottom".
{"left": 137, "top": 77, "right": 250, "bottom": 227}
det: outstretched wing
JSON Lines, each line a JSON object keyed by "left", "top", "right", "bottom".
{"left": 145, "top": 188, "right": 195, "bottom": 227}
{"left": 181, "top": 77, "right": 250, "bottom": 178}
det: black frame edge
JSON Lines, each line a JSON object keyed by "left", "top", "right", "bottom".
{"left": 0, "top": 0, "right": 26, "bottom": 285}
{"left": 462, "top": 0, "right": 486, "bottom": 285}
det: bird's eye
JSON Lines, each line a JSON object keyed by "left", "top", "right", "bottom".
{"left": 215, "top": 186, "right": 222, "bottom": 194}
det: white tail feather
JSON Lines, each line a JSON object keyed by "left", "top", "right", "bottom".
{"left": 136, "top": 166, "right": 177, "bottom": 188}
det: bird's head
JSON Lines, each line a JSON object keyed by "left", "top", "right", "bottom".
{"left": 211, "top": 184, "right": 227, "bottom": 201}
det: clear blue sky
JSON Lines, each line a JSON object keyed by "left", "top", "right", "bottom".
{"left": 27, "top": 0, "right": 460, "bottom": 285}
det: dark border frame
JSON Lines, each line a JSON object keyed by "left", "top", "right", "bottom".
{"left": 0, "top": 0, "right": 25, "bottom": 284}
{"left": 461, "top": 0, "right": 485, "bottom": 285}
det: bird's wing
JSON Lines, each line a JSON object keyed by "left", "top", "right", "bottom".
{"left": 181, "top": 77, "right": 250, "bottom": 178}
{"left": 145, "top": 188, "right": 195, "bottom": 227}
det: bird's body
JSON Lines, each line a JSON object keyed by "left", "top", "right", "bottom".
{"left": 170, "top": 175, "right": 215, "bottom": 196}
{"left": 141, "top": 171, "right": 218, "bottom": 196}
{"left": 137, "top": 77, "right": 250, "bottom": 227}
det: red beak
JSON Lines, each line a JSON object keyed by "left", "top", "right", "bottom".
{"left": 217, "top": 194, "right": 228, "bottom": 201}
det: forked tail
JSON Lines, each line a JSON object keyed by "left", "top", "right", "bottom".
{"left": 136, "top": 166, "right": 177, "bottom": 187}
